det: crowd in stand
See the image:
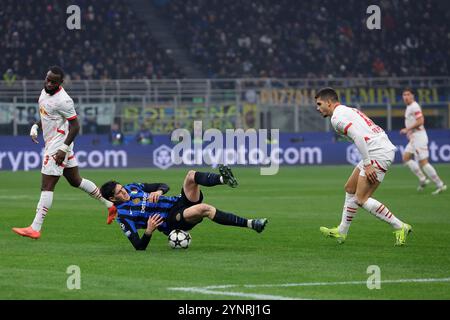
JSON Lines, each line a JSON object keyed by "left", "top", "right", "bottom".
{"left": 1, "top": 0, "right": 448, "bottom": 80}
{"left": 0, "top": 0, "right": 182, "bottom": 80}
{"left": 158, "top": 0, "right": 449, "bottom": 78}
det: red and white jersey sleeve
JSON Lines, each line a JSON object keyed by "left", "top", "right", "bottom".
{"left": 331, "top": 105, "right": 396, "bottom": 155}
{"left": 405, "top": 102, "right": 427, "bottom": 140}
{"left": 38, "top": 87, "right": 77, "bottom": 154}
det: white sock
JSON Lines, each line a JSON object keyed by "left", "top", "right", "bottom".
{"left": 247, "top": 219, "right": 253, "bottom": 228}
{"left": 422, "top": 163, "right": 444, "bottom": 188}
{"left": 338, "top": 193, "right": 358, "bottom": 235}
{"left": 31, "top": 191, "right": 53, "bottom": 231}
{"left": 362, "top": 198, "right": 403, "bottom": 229}
{"left": 78, "top": 178, "right": 113, "bottom": 208}
{"left": 405, "top": 160, "right": 427, "bottom": 182}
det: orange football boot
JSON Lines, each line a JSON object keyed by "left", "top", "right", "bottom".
{"left": 12, "top": 226, "right": 41, "bottom": 239}
{"left": 107, "top": 206, "right": 117, "bottom": 224}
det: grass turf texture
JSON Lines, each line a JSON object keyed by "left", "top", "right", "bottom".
{"left": 1, "top": 165, "right": 449, "bottom": 300}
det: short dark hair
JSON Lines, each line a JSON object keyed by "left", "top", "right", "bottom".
{"left": 49, "top": 65, "right": 65, "bottom": 80}
{"left": 314, "top": 87, "right": 339, "bottom": 102}
{"left": 100, "top": 180, "right": 119, "bottom": 200}
{"left": 403, "top": 87, "right": 414, "bottom": 95}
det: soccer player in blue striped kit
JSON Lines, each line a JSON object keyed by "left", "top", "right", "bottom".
{"left": 100, "top": 165, "right": 268, "bottom": 250}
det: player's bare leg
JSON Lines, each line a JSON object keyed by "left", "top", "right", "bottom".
{"left": 356, "top": 175, "right": 412, "bottom": 246}
{"left": 182, "top": 170, "right": 202, "bottom": 203}
{"left": 403, "top": 152, "right": 429, "bottom": 191}
{"left": 63, "top": 167, "right": 116, "bottom": 223}
{"left": 182, "top": 203, "right": 267, "bottom": 233}
{"left": 418, "top": 159, "right": 447, "bottom": 195}
{"left": 12, "top": 174, "right": 60, "bottom": 239}
{"left": 320, "top": 167, "right": 360, "bottom": 243}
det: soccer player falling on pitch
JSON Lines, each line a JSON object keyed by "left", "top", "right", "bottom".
{"left": 401, "top": 88, "right": 447, "bottom": 194}
{"left": 12, "top": 66, "right": 117, "bottom": 240}
{"left": 99, "top": 166, "right": 268, "bottom": 250}
{"left": 315, "top": 87, "right": 412, "bottom": 246}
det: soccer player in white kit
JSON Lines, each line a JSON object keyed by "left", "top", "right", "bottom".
{"left": 401, "top": 88, "right": 447, "bottom": 194}
{"left": 315, "top": 88, "right": 412, "bottom": 246}
{"left": 12, "top": 66, "right": 117, "bottom": 240}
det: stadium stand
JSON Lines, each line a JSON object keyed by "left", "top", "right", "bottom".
{"left": 0, "top": 0, "right": 183, "bottom": 80}
{"left": 156, "top": 0, "right": 449, "bottom": 78}
{"left": 2, "top": 0, "right": 448, "bottom": 80}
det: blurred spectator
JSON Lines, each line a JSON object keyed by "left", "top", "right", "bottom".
{"left": 3, "top": 69, "right": 16, "bottom": 86}
{"left": 83, "top": 115, "right": 98, "bottom": 134}
{"left": 109, "top": 123, "right": 123, "bottom": 145}
{"left": 372, "top": 58, "right": 387, "bottom": 76}
{"left": 136, "top": 124, "right": 153, "bottom": 145}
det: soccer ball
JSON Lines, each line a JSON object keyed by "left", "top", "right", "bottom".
{"left": 168, "top": 229, "right": 191, "bottom": 249}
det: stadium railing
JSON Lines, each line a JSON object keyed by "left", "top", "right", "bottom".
{"left": 0, "top": 77, "right": 449, "bottom": 135}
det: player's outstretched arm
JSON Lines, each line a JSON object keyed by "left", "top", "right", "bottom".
{"left": 140, "top": 183, "right": 170, "bottom": 203}
{"left": 141, "top": 183, "right": 170, "bottom": 194}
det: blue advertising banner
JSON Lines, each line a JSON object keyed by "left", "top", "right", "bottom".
{"left": 1, "top": 130, "right": 449, "bottom": 171}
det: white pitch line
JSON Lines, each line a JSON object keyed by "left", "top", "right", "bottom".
{"left": 168, "top": 277, "right": 450, "bottom": 300}
{"left": 168, "top": 287, "right": 303, "bottom": 300}
{"left": 242, "top": 277, "right": 450, "bottom": 288}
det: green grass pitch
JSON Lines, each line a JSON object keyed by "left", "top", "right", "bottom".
{"left": 1, "top": 164, "right": 450, "bottom": 300}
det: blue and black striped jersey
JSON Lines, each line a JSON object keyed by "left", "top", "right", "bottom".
{"left": 115, "top": 183, "right": 180, "bottom": 234}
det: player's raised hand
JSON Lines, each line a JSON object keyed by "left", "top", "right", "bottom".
{"left": 146, "top": 214, "right": 164, "bottom": 233}
{"left": 400, "top": 128, "right": 409, "bottom": 135}
{"left": 148, "top": 190, "right": 163, "bottom": 203}
{"left": 30, "top": 124, "right": 39, "bottom": 144}
{"left": 364, "top": 164, "right": 378, "bottom": 184}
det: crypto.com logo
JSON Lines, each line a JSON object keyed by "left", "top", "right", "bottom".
{"left": 153, "top": 145, "right": 173, "bottom": 169}
{"left": 171, "top": 121, "right": 280, "bottom": 175}
{"left": 346, "top": 144, "right": 362, "bottom": 166}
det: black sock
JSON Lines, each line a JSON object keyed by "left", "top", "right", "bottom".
{"left": 213, "top": 209, "right": 248, "bottom": 228}
{"left": 194, "top": 172, "right": 222, "bottom": 187}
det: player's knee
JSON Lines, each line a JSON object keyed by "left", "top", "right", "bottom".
{"left": 186, "top": 170, "right": 196, "bottom": 183}
{"left": 402, "top": 153, "right": 411, "bottom": 163}
{"left": 355, "top": 197, "right": 367, "bottom": 207}
{"left": 68, "top": 178, "right": 81, "bottom": 188}
{"left": 419, "top": 159, "right": 428, "bottom": 167}
{"left": 344, "top": 184, "right": 356, "bottom": 194}
{"left": 198, "top": 204, "right": 214, "bottom": 217}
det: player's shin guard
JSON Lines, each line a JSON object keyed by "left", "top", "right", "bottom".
{"left": 422, "top": 163, "right": 444, "bottom": 187}
{"left": 212, "top": 209, "right": 248, "bottom": 228}
{"left": 362, "top": 198, "right": 403, "bottom": 229}
{"left": 338, "top": 193, "right": 358, "bottom": 235}
{"left": 31, "top": 191, "right": 53, "bottom": 231}
{"left": 194, "top": 172, "right": 223, "bottom": 186}
{"left": 405, "top": 160, "right": 427, "bottom": 182}
{"left": 79, "top": 178, "right": 113, "bottom": 208}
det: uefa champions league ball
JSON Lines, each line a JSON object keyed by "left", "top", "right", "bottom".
{"left": 168, "top": 229, "right": 192, "bottom": 249}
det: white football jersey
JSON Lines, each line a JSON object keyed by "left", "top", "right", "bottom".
{"left": 38, "top": 87, "right": 77, "bottom": 154}
{"left": 405, "top": 101, "right": 427, "bottom": 140}
{"left": 331, "top": 104, "right": 396, "bottom": 154}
